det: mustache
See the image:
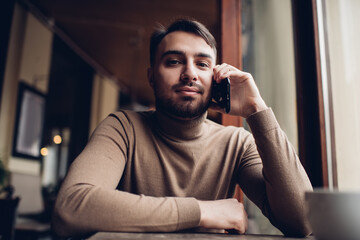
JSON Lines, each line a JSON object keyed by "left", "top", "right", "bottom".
{"left": 171, "top": 82, "right": 205, "bottom": 93}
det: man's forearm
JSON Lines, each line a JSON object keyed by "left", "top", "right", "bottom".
{"left": 246, "top": 108, "right": 313, "bottom": 236}
{"left": 53, "top": 184, "right": 200, "bottom": 237}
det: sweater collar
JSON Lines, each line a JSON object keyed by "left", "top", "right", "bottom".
{"left": 154, "top": 110, "right": 207, "bottom": 140}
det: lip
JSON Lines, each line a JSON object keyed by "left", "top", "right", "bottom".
{"left": 175, "top": 86, "right": 201, "bottom": 96}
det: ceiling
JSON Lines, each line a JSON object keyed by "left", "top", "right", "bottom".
{"left": 21, "top": 0, "right": 220, "bottom": 106}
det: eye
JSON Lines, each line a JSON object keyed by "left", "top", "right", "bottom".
{"left": 166, "top": 59, "right": 182, "bottom": 66}
{"left": 197, "top": 61, "right": 210, "bottom": 68}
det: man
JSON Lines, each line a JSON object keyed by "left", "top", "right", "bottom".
{"left": 52, "top": 19, "right": 312, "bottom": 237}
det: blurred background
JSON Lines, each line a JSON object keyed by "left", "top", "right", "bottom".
{"left": 0, "top": 0, "right": 359, "bottom": 239}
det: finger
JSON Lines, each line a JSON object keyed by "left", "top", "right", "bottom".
{"left": 235, "top": 71, "right": 253, "bottom": 84}
{"left": 233, "top": 219, "right": 247, "bottom": 234}
{"left": 242, "top": 208, "right": 249, "bottom": 234}
{"left": 215, "top": 64, "right": 241, "bottom": 82}
{"left": 213, "top": 63, "right": 230, "bottom": 81}
{"left": 216, "top": 64, "right": 232, "bottom": 81}
{"left": 218, "top": 69, "right": 235, "bottom": 81}
{"left": 213, "top": 63, "right": 227, "bottom": 72}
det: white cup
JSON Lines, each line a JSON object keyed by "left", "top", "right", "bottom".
{"left": 305, "top": 189, "right": 360, "bottom": 240}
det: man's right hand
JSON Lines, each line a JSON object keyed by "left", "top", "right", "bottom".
{"left": 197, "top": 198, "right": 248, "bottom": 234}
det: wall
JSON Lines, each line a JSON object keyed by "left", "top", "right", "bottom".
{"left": 0, "top": 4, "right": 121, "bottom": 177}
{"left": 326, "top": 0, "right": 360, "bottom": 191}
{"left": 0, "top": 4, "right": 53, "bottom": 175}
{"left": 89, "top": 74, "right": 120, "bottom": 135}
{"left": 0, "top": 4, "right": 26, "bottom": 168}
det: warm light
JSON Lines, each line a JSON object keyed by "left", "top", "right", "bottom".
{"left": 53, "top": 135, "right": 62, "bottom": 144}
{"left": 40, "top": 147, "right": 48, "bottom": 156}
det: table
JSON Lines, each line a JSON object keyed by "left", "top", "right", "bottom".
{"left": 15, "top": 217, "right": 52, "bottom": 240}
{"left": 87, "top": 232, "right": 315, "bottom": 240}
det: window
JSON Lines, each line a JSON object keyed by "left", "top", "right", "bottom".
{"left": 322, "top": 0, "right": 360, "bottom": 190}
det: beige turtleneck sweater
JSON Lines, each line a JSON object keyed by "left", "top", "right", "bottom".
{"left": 52, "top": 108, "right": 312, "bottom": 237}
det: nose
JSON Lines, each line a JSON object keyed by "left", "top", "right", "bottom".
{"left": 180, "top": 63, "right": 198, "bottom": 82}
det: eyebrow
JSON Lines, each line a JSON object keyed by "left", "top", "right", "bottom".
{"left": 161, "top": 50, "right": 214, "bottom": 60}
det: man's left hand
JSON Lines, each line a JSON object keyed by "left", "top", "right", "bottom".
{"left": 212, "top": 63, "right": 267, "bottom": 118}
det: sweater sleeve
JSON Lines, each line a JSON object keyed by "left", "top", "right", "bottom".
{"left": 51, "top": 113, "right": 201, "bottom": 237}
{"left": 237, "top": 108, "right": 313, "bottom": 237}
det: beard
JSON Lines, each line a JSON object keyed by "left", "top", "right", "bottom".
{"left": 153, "top": 82, "right": 211, "bottom": 119}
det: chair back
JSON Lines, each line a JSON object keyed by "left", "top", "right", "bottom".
{"left": 0, "top": 197, "right": 20, "bottom": 240}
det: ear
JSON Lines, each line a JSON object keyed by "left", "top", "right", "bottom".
{"left": 147, "top": 67, "right": 154, "bottom": 89}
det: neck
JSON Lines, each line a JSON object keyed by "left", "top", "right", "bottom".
{"left": 154, "top": 109, "right": 207, "bottom": 140}
{"left": 160, "top": 109, "right": 205, "bottom": 121}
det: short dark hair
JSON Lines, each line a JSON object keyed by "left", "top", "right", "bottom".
{"left": 149, "top": 18, "right": 217, "bottom": 67}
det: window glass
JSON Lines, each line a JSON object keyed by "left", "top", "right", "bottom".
{"left": 241, "top": 0, "right": 297, "bottom": 234}
{"left": 242, "top": 0, "right": 298, "bottom": 152}
{"left": 325, "top": 0, "right": 360, "bottom": 190}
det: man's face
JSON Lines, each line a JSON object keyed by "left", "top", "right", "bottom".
{"left": 149, "top": 31, "right": 216, "bottom": 120}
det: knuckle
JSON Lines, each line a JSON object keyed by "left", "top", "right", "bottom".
{"left": 245, "top": 72, "right": 252, "bottom": 78}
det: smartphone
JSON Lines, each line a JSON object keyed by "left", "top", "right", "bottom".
{"left": 211, "top": 77, "right": 230, "bottom": 113}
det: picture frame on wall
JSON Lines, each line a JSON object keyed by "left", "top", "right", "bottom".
{"left": 12, "top": 82, "right": 46, "bottom": 160}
